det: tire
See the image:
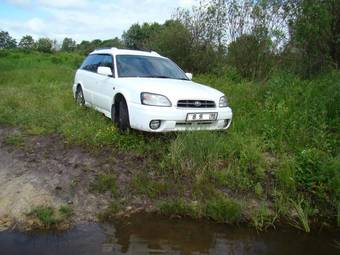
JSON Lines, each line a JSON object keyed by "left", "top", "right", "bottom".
{"left": 111, "top": 104, "right": 116, "bottom": 123}
{"left": 75, "top": 87, "right": 85, "bottom": 106}
{"left": 117, "top": 99, "right": 130, "bottom": 131}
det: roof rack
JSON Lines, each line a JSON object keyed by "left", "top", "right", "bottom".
{"left": 94, "top": 47, "right": 118, "bottom": 51}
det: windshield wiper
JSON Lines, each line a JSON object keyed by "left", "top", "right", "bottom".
{"left": 142, "top": 75, "right": 189, "bottom": 80}
{"left": 142, "top": 75, "right": 173, "bottom": 79}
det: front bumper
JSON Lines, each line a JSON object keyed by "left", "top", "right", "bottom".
{"left": 128, "top": 102, "right": 233, "bottom": 132}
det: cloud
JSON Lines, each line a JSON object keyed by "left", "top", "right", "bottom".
{"left": 5, "top": 0, "right": 32, "bottom": 7}
{"left": 26, "top": 17, "right": 45, "bottom": 32}
{"left": 178, "top": 0, "right": 195, "bottom": 7}
{"left": 37, "top": 0, "right": 90, "bottom": 9}
{"left": 1, "top": 0, "right": 198, "bottom": 42}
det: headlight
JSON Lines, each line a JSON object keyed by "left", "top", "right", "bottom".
{"left": 141, "top": 92, "right": 172, "bottom": 107}
{"left": 219, "top": 96, "right": 228, "bottom": 107}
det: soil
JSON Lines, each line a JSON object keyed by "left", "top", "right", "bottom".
{"left": 0, "top": 126, "right": 149, "bottom": 231}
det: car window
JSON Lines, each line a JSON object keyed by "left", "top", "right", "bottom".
{"left": 80, "top": 54, "right": 104, "bottom": 72}
{"left": 116, "top": 55, "right": 188, "bottom": 80}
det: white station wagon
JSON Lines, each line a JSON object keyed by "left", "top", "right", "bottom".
{"left": 73, "top": 48, "right": 232, "bottom": 132}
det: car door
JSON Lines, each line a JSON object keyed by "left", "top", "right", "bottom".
{"left": 93, "top": 54, "right": 116, "bottom": 112}
{"left": 79, "top": 54, "right": 103, "bottom": 104}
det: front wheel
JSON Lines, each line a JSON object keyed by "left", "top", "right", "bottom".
{"left": 75, "top": 87, "right": 85, "bottom": 106}
{"left": 117, "top": 99, "right": 130, "bottom": 131}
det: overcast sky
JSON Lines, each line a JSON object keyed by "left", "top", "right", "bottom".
{"left": 0, "top": 0, "right": 196, "bottom": 42}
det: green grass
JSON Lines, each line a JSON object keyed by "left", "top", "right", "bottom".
{"left": 250, "top": 203, "right": 277, "bottom": 231}
{"left": 131, "top": 174, "right": 170, "bottom": 198}
{"left": 97, "top": 201, "right": 122, "bottom": 221}
{"left": 30, "top": 207, "right": 57, "bottom": 226}
{"left": 205, "top": 196, "right": 242, "bottom": 223}
{"left": 158, "top": 199, "right": 203, "bottom": 219}
{"left": 1, "top": 50, "right": 339, "bottom": 229}
{"left": 289, "top": 198, "right": 315, "bottom": 233}
{"left": 4, "top": 133, "right": 25, "bottom": 147}
{"left": 91, "top": 174, "right": 117, "bottom": 195}
{"left": 29, "top": 205, "right": 73, "bottom": 228}
{"left": 59, "top": 205, "right": 74, "bottom": 218}
{"left": 158, "top": 196, "right": 242, "bottom": 224}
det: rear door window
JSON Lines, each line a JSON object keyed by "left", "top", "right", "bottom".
{"left": 80, "top": 54, "right": 104, "bottom": 72}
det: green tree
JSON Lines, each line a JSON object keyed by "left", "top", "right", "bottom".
{"left": 122, "top": 22, "right": 162, "bottom": 50}
{"left": 289, "top": 0, "right": 340, "bottom": 76}
{"left": 0, "top": 30, "right": 16, "bottom": 49}
{"left": 61, "top": 37, "right": 76, "bottom": 52}
{"left": 36, "top": 38, "right": 53, "bottom": 53}
{"left": 76, "top": 40, "right": 91, "bottom": 54}
{"left": 150, "top": 20, "right": 193, "bottom": 71}
{"left": 99, "top": 37, "right": 124, "bottom": 48}
{"left": 18, "top": 35, "right": 35, "bottom": 49}
{"left": 227, "top": 33, "right": 273, "bottom": 79}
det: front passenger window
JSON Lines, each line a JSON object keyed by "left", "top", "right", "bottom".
{"left": 100, "top": 55, "right": 114, "bottom": 77}
{"left": 80, "top": 54, "right": 103, "bottom": 72}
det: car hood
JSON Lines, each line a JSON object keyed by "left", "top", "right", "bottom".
{"left": 117, "top": 78, "right": 224, "bottom": 103}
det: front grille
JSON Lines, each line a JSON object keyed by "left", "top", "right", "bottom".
{"left": 177, "top": 100, "right": 216, "bottom": 108}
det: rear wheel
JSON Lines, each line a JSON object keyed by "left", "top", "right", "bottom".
{"left": 75, "top": 87, "right": 85, "bottom": 106}
{"left": 117, "top": 99, "right": 130, "bottom": 131}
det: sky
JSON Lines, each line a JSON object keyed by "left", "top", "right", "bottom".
{"left": 0, "top": 0, "right": 196, "bottom": 42}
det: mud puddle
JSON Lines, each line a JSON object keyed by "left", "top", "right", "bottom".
{"left": 0, "top": 213, "right": 338, "bottom": 255}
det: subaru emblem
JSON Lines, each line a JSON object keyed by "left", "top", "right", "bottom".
{"left": 194, "top": 101, "right": 201, "bottom": 107}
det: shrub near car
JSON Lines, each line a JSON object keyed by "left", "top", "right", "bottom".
{"left": 73, "top": 48, "right": 233, "bottom": 132}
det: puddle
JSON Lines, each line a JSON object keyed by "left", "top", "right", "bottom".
{"left": 0, "top": 214, "right": 338, "bottom": 255}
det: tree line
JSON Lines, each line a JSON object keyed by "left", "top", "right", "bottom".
{"left": 0, "top": 0, "right": 339, "bottom": 79}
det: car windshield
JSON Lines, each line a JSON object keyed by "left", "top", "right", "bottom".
{"left": 116, "top": 55, "right": 188, "bottom": 80}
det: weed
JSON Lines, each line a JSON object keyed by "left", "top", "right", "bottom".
{"left": 192, "top": 174, "right": 220, "bottom": 200}
{"left": 159, "top": 196, "right": 241, "bottom": 224}
{"left": 158, "top": 199, "right": 202, "bottom": 219}
{"left": 59, "top": 205, "right": 73, "bottom": 218}
{"left": 251, "top": 204, "right": 277, "bottom": 231}
{"left": 29, "top": 205, "right": 73, "bottom": 228}
{"left": 4, "top": 133, "right": 24, "bottom": 147}
{"left": 131, "top": 174, "right": 169, "bottom": 198}
{"left": 254, "top": 183, "right": 264, "bottom": 198}
{"left": 289, "top": 198, "right": 315, "bottom": 233}
{"left": 91, "top": 174, "right": 117, "bottom": 195}
{"left": 98, "top": 201, "right": 122, "bottom": 221}
{"left": 205, "top": 196, "right": 242, "bottom": 223}
{"left": 168, "top": 131, "right": 226, "bottom": 177}
{"left": 30, "top": 207, "right": 57, "bottom": 226}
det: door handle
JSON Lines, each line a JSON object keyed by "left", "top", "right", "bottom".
{"left": 113, "top": 87, "right": 115, "bottom": 90}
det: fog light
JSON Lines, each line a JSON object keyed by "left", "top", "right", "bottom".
{"left": 149, "top": 120, "right": 161, "bottom": 130}
{"left": 224, "top": 119, "right": 230, "bottom": 127}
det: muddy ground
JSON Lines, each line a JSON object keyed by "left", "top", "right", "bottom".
{"left": 0, "top": 126, "right": 151, "bottom": 231}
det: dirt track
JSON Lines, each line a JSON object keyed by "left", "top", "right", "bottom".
{"left": 0, "top": 126, "right": 147, "bottom": 231}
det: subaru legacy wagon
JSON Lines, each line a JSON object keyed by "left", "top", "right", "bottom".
{"left": 73, "top": 48, "right": 232, "bottom": 132}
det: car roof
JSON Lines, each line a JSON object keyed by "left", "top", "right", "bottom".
{"left": 90, "top": 47, "right": 164, "bottom": 58}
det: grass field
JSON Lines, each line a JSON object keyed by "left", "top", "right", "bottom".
{"left": 0, "top": 50, "right": 339, "bottom": 231}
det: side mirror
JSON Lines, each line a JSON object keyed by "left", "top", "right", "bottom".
{"left": 97, "top": 66, "right": 113, "bottom": 77}
{"left": 185, "top": 72, "right": 193, "bottom": 80}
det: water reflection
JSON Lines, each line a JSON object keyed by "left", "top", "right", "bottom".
{"left": 0, "top": 213, "right": 338, "bottom": 255}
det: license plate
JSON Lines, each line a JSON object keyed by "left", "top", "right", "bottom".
{"left": 186, "top": 112, "right": 218, "bottom": 122}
